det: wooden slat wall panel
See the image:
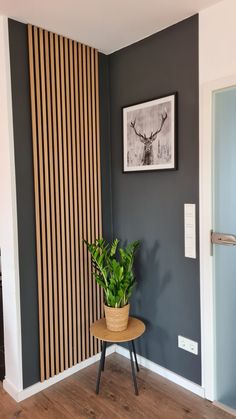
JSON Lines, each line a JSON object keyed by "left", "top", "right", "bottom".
{"left": 49, "top": 31, "right": 61, "bottom": 376}
{"left": 45, "top": 30, "right": 59, "bottom": 376}
{"left": 78, "top": 43, "right": 86, "bottom": 362}
{"left": 69, "top": 39, "right": 78, "bottom": 366}
{"left": 54, "top": 33, "right": 66, "bottom": 373}
{"left": 95, "top": 51, "right": 103, "bottom": 353}
{"left": 28, "top": 25, "right": 103, "bottom": 381}
{"left": 74, "top": 42, "right": 85, "bottom": 363}
{"left": 82, "top": 44, "right": 90, "bottom": 359}
{"left": 28, "top": 27, "right": 45, "bottom": 382}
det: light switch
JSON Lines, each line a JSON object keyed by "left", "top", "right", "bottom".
{"left": 184, "top": 203, "right": 196, "bottom": 259}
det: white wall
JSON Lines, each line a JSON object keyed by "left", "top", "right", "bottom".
{"left": 0, "top": 15, "right": 23, "bottom": 395}
{"left": 199, "top": 0, "right": 236, "bottom": 85}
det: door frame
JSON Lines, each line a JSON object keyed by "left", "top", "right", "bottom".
{"left": 200, "top": 73, "right": 236, "bottom": 401}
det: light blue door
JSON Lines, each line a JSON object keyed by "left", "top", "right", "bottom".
{"left": 213, "top": 86, "right": 236, "bottom": 410}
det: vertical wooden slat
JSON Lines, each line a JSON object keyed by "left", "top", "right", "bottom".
{"left": 28, "top": 25, "right": 45, "bottom": 382}
{"left": 56, "top": 34, "right": 68, "bottom": 371}
{"left": 59, "top": 35, "right": 69, "bottom": 370}
{"left": 79, "top": 43, "right": 89, "bottom": 360}
{"left": 33, "top": 26, "right": 50, "bottom": 379}
{"left": 39, "top": 28, "right": 55, "bottom": 378}
{"left": 69, "top": 39, "right": 78, "bottom": 365}
{"left": 44, "top": 29, "right": 59, "bottom": 376}
{"left": 91, "top": 47, "right": 99, "bottom": 353}
{"left": 96, "top": 49, "right": 103, "bottom": 348}
{"left": 86, "top": 47, "right": 95, "bottom": 356}
{"left": 76, "top": 43, "right": 86, "bottom": 362}
{"left": 53, "top": 33, "right": 65, "bottom": 372}
{"left": 95, "top": 50, "right": 103, "bottom": 351}
{"left": 82, "top": 44, "right": 91, "bottom": 358}
{"left": 64, "top": 37, "right": 73, "bottom": 368}
{"left": 28, "top": 24, "right": 103, "bottom": 378}
{"left": 49, "top": 32, "right": 61, "bottom": 375}
{"left": 72, "top": 41, "right": 81, "bottom": 364}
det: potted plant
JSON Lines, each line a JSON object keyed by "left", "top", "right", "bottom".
{"left": 85, "top": 238, "right": 140, "bottom": 332}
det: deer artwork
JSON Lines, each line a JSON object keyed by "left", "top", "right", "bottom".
{"left": 130, "top": 111, "right": 168, "bottom": 166}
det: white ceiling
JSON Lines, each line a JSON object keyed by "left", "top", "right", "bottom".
{"left": 0, "top": 0, "right": 222, "bottom": 54}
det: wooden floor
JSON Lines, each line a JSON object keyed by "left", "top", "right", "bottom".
{"left": 0, "top": 353, "right": 234, "bottom": 418}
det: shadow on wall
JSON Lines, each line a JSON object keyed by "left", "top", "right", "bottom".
{"left": 130, "top": 240, "right": 172, "bottom": 367}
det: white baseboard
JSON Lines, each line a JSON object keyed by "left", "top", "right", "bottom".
{"left": 115, "top": 344, "right": 205, "bottom": 398}
{"left": 3, "top": 344, "right": 116, "bottom": 402}
{"left": 4, "top": 343, "right": 204, "bottom": 402}
{"left": 3, "top": 379, "right": 20, "bottom": 402}
{"left": 213, "top": 401, "right": 236, "bottom": 417}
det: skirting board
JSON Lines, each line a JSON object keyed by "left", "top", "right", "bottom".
{"left": 213, "top": 401, "right": 236, "bottom": 417}
{"left": 115, "top": 344, "right": 205, "bottom": 398}
{"left": 3, "top": 345, "right": 116, "bottom": 402}
{"left": 3, "top": 343, "right": 204, "bottom": 402}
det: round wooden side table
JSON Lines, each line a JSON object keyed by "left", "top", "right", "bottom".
{"left": 90, "top": 317, "right": 145, "bottom": 395}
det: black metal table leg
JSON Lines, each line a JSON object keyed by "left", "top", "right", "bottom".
{"left": 101, "top": 341, "right": 107, "bottom": 371}
{"left": 131, "top": 340, "right": 139, "bottom": 372}
{"left": 96, "top": 341, "right": 106, "bottom": 394}
{"left": 128, "top": 341, "right": 139, "bottom": 395}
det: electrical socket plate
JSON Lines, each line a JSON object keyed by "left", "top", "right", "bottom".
{"left": 178, "top": 335, "right": 198, "bottom": 355}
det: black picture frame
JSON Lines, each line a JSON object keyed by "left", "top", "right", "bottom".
{"left": 122, "top": 92, "right": 178, "bottom": 173}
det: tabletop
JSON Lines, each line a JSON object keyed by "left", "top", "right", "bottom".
{"left": 90, "top": 317, "right": 145, "bottom": 343}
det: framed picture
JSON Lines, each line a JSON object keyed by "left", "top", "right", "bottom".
{"left": 123, "top": 93, "right": 177, "bottom": 172}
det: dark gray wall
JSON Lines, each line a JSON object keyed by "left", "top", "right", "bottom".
{"left": 99, "top": 53, "right": 113, "bottom": 242}
{"left": 8, "top": 19, "right": 40, "bottom": 388}
{"left": 8, "top": 19, "right": 112, "bottom": 388}
{"left": 108, "top": 15, "right": 201, "bottom": 384}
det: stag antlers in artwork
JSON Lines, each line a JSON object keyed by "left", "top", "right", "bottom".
{"left": 130, "top": 111, "right": 167, "bottom": 166}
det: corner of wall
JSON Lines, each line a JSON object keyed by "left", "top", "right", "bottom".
{"left": 0, "top": 15, "right": 23, "bottom": 393}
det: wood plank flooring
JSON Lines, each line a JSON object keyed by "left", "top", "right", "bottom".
{"left": 0, "top": 353, "right": 234, "bottom": 418}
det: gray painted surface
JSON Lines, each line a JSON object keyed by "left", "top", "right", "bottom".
{"left": 8, "top": 19, "right": 113, "bottom": 387}
{"left": 8, "top": 19, "right": 40, "bottom": 387}
{"left": 108, "top": 15, "right": 201, "bottom": 384}
{"left": 99, "top": 53, "right": 113, "bottom": 242}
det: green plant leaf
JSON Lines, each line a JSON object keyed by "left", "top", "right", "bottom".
{"left": 84, "top": 238, "right": 140, "bottom": 308}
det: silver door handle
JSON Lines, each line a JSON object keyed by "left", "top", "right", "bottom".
{"left": 211, "top": 232, "right": 236, "bottom": 246}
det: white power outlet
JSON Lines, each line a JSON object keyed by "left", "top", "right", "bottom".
{"left": 178, "top": 335, "right": 198, "bottom": 355}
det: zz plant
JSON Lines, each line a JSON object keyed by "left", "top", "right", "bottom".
{"left": 85, "top": 238, "right": 140, "bottom": 308}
